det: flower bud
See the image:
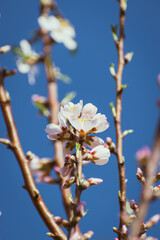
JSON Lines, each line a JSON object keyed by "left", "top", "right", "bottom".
{"left": 0, "top": 45, "right": 11, "bottom": 54}
{"left": 83, "top": 231, "right": 94, "bottom": 239}
{"left": 62, "top": 177, "right": 75, "bottom": 189}
{"left": 136, "top": 146, "right": 151, "bottom": 167}
{"left": 121, "top": 225, "right": 128, "bottom": 235}
{"left": 87, "top": 178, "right": 103, "bottom": 186}
{"left": 106, "top": 137, "right": 112, "bottom": 145}
{"left": 76, "top": 202, "right": 85, "bottom": 217}
{"left": 129, "top": 199, "right": 139, "bottom": 213}
{"left": 146, "top": 214, "right": 160, "bottom": 229}
{"left": 136, "top": 167, "right": 145, "bottom": 184}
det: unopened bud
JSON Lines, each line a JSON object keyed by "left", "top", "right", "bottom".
{"left": 54, "top": 216, "right": 62, "bottom": 223}
{"left": 129, "top": 199, "right": 139, "bottom": 213}
{"left": 62, "top": 177, "right": 75, "bottom": 189}
{"left": 81, "top": 180, "right": 90, "bottom": 190}
{"left": 154, "top": 172, "right": 160, "bottom": 183}
{"left": 76, "top": 202, "right": 85, "bottom": 217}
{"left": 136, "top": 167, "right": 145, "bottom": 184}
{"left": 87, "top": 178, "right": 103, "bottom": 186}
{"left": 83, "top": 231, "right": 94, "bottom": 239}
{"left": 0, "top": 45, "right": 11, "bottom": 54}
{"left": 26, "top": 151, "right": 35, "bottom": 161}
{"left": 146, "top": 214, "right": 160, "bottom": 229}
{"left": 136, "top": 146, "right": 151, "bottom": 167}
{"left": 106, "top": 137, "right": 112, "bottom": 145}
{"left": 46, "top": 232, "right": 55, "bottom": 237}
{"left": 121, "top": 225, "right": 128, "bottom": 235}
{"left": 124, "top": 52, "right": 134, "bottom": 64}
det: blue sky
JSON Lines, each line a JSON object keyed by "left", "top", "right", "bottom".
{"left": 0, "top": 0, "right": 160, "bottom": 239}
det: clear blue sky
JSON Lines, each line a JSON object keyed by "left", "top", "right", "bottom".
{"left": 0, "top": 0, "right": 160, "bottom": 239}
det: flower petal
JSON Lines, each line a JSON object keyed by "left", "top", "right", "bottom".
{"left": 82, "top": 103, "right": 97, "bottom": 118}
{"left": 45, "top": 123, "right": 62, "bottom": 135}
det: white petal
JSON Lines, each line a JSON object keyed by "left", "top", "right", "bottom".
{"left": 50, "top": 30, "right": 64, "bottom": 42}
{"left": 28, "top": 66, "right": 38, "bottom": 85}
{"left": 45, "top": 123, "right": 62, "bottom": 135}
{"left": 69, "top": 117, "right": 82, "bottom": 131}
{"left": 20, "top": 39, "right": 32, "bottom": 55}
{"left": 47, "top": 134, "right": 58, "bottom": 140}
{"left": 63, "top": 38, "right": 77, "bottom": 50}
{"left": 58, "top": 112, "right": 66, "bottom": 127}
{"left": 60, "top": 104, "right": 72, "bottom": 119}
{"left": 38, "top": 16, "right": 61, "bottom": 31}
{"left": 62, "top": 26, "right": 76, "bottom": 38}
{"left": 83, "top": 119, "right": 94, "bottom": 133}
{"left": 17, "top": 60, "right": 30, "bottom": 73}
{"left": 87, "top": 136, "right": 104, "bottom": 149}
{"left": 82, "top": 103, "right": 97, "bottom": 118}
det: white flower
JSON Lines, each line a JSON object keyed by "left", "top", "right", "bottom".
{"left": 90, "top": 145, "right": 110, "bottom": 165}
{"left": 38, "top": 16, "right": 77, "bottom": 50}
{"left": 45, "top": 112, "right": 67, "bottom": 140}
{"left": 16, "top": 40, "right": 39, "bottom": 85}
{"left": 60, "top": 100, "right": 83, "bottom": 119}
{"left": 59, "top": 101, "right": 109, "bottom": 135}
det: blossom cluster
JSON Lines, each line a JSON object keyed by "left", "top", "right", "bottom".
{"left": 45, "top": 101, "right": 110, "bottom": 176}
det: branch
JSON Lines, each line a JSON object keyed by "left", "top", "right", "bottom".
{"left": 40, "top": 2, "right": 73, "bottom": 222}
{"left": 130, "top": 118, "right": 160, "bottom": 238}
{"left": 0, "top": 72, "right": 67, "bottom": 240}
{"left": 114, "top": 0, "right": 126, "bottom": 237}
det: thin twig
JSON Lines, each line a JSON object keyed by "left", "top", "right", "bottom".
{"left": 0, "top": 72, "right": 67, "bottom": 240}
{"left": 40, "top": 1, "right": 74, "bottom": 222}
{"left": 115, "top": 1, "right": 126, "bottom": 237}
{"left": 130, "top": 119, "right": 160, "bottom": 238}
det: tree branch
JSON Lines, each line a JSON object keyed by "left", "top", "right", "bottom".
{"left": 0, "top": 71, "right": 67, "bottom": 240}
{"left": 130, "top": 118, "right": 160, "bottom": 238}
{"left": 115, "top": 0, "right": 126, "bottom": 237}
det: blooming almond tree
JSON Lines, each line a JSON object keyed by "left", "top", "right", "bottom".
{"left": 0, "top": 0, "right": 160, "bottom": 240}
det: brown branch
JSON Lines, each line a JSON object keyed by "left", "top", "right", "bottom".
{"left": 130, "top": 118, "right": 160, "bottom": 238}
{"left": 40, "top": 2, "right": 74, "bottom": 223}
{"left": 0, "top": 72, "right": 67, "bottom": 240}
{"left": 115, "top": 1, "right": 126, "bottom": 238}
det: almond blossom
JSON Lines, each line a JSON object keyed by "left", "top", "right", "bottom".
{"left": 29, "top": 155, "right": 54, "bottom": 183}
{"left": 60, "top": 100, "right": 109, "bottom": 135}
{"left": 45, "top": 112, "right": 68, "bottom": 140}
{"left": 84, "top": 145, "right": 110, "bottom": 165}
{"left": 16, "top": 40, "right": 39, "bottom": 85}
{"left": 45, "top": 100, "right": 110, "bottom": 166}
{"left": 38, "top": 16, "right": 77, "bottom": 51}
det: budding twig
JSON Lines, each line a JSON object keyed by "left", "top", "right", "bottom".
{"left": 0, "top": 70, "right": 67, "bottom": 240}
{"left": 40, "top": 1, "right": 73, "bottom": 222}
{"left": 130, "top": 119, "right": 160, "bottom": 238}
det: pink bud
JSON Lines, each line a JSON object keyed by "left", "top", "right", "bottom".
{"left": 54, "top": 216, "right": 63, "bottom": 223}
{"left": 87, "top": 178, "right": 103, "bottom": 185}
{"left": 129, "top": 199, "right": 138, "bottom": 211}
{"left": 106, "top": 137, "right": 112, "bottom": 145}
{"left": 76, "top": 202, "right": 85, "bottom": 217}
{"left": 83, "top": 231, "right": 94, "bottom": 239}
{"left": 136, "top": 146, "right": 151, "bottom": 163}
{"left": 137, "top": 167, "right": 143, "bottom": 177}
{"left": 149, "top": 214, "right": 160, "bottom": 225}
{"left": 121, "top": 225, "right": 128, "bottom": 235}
